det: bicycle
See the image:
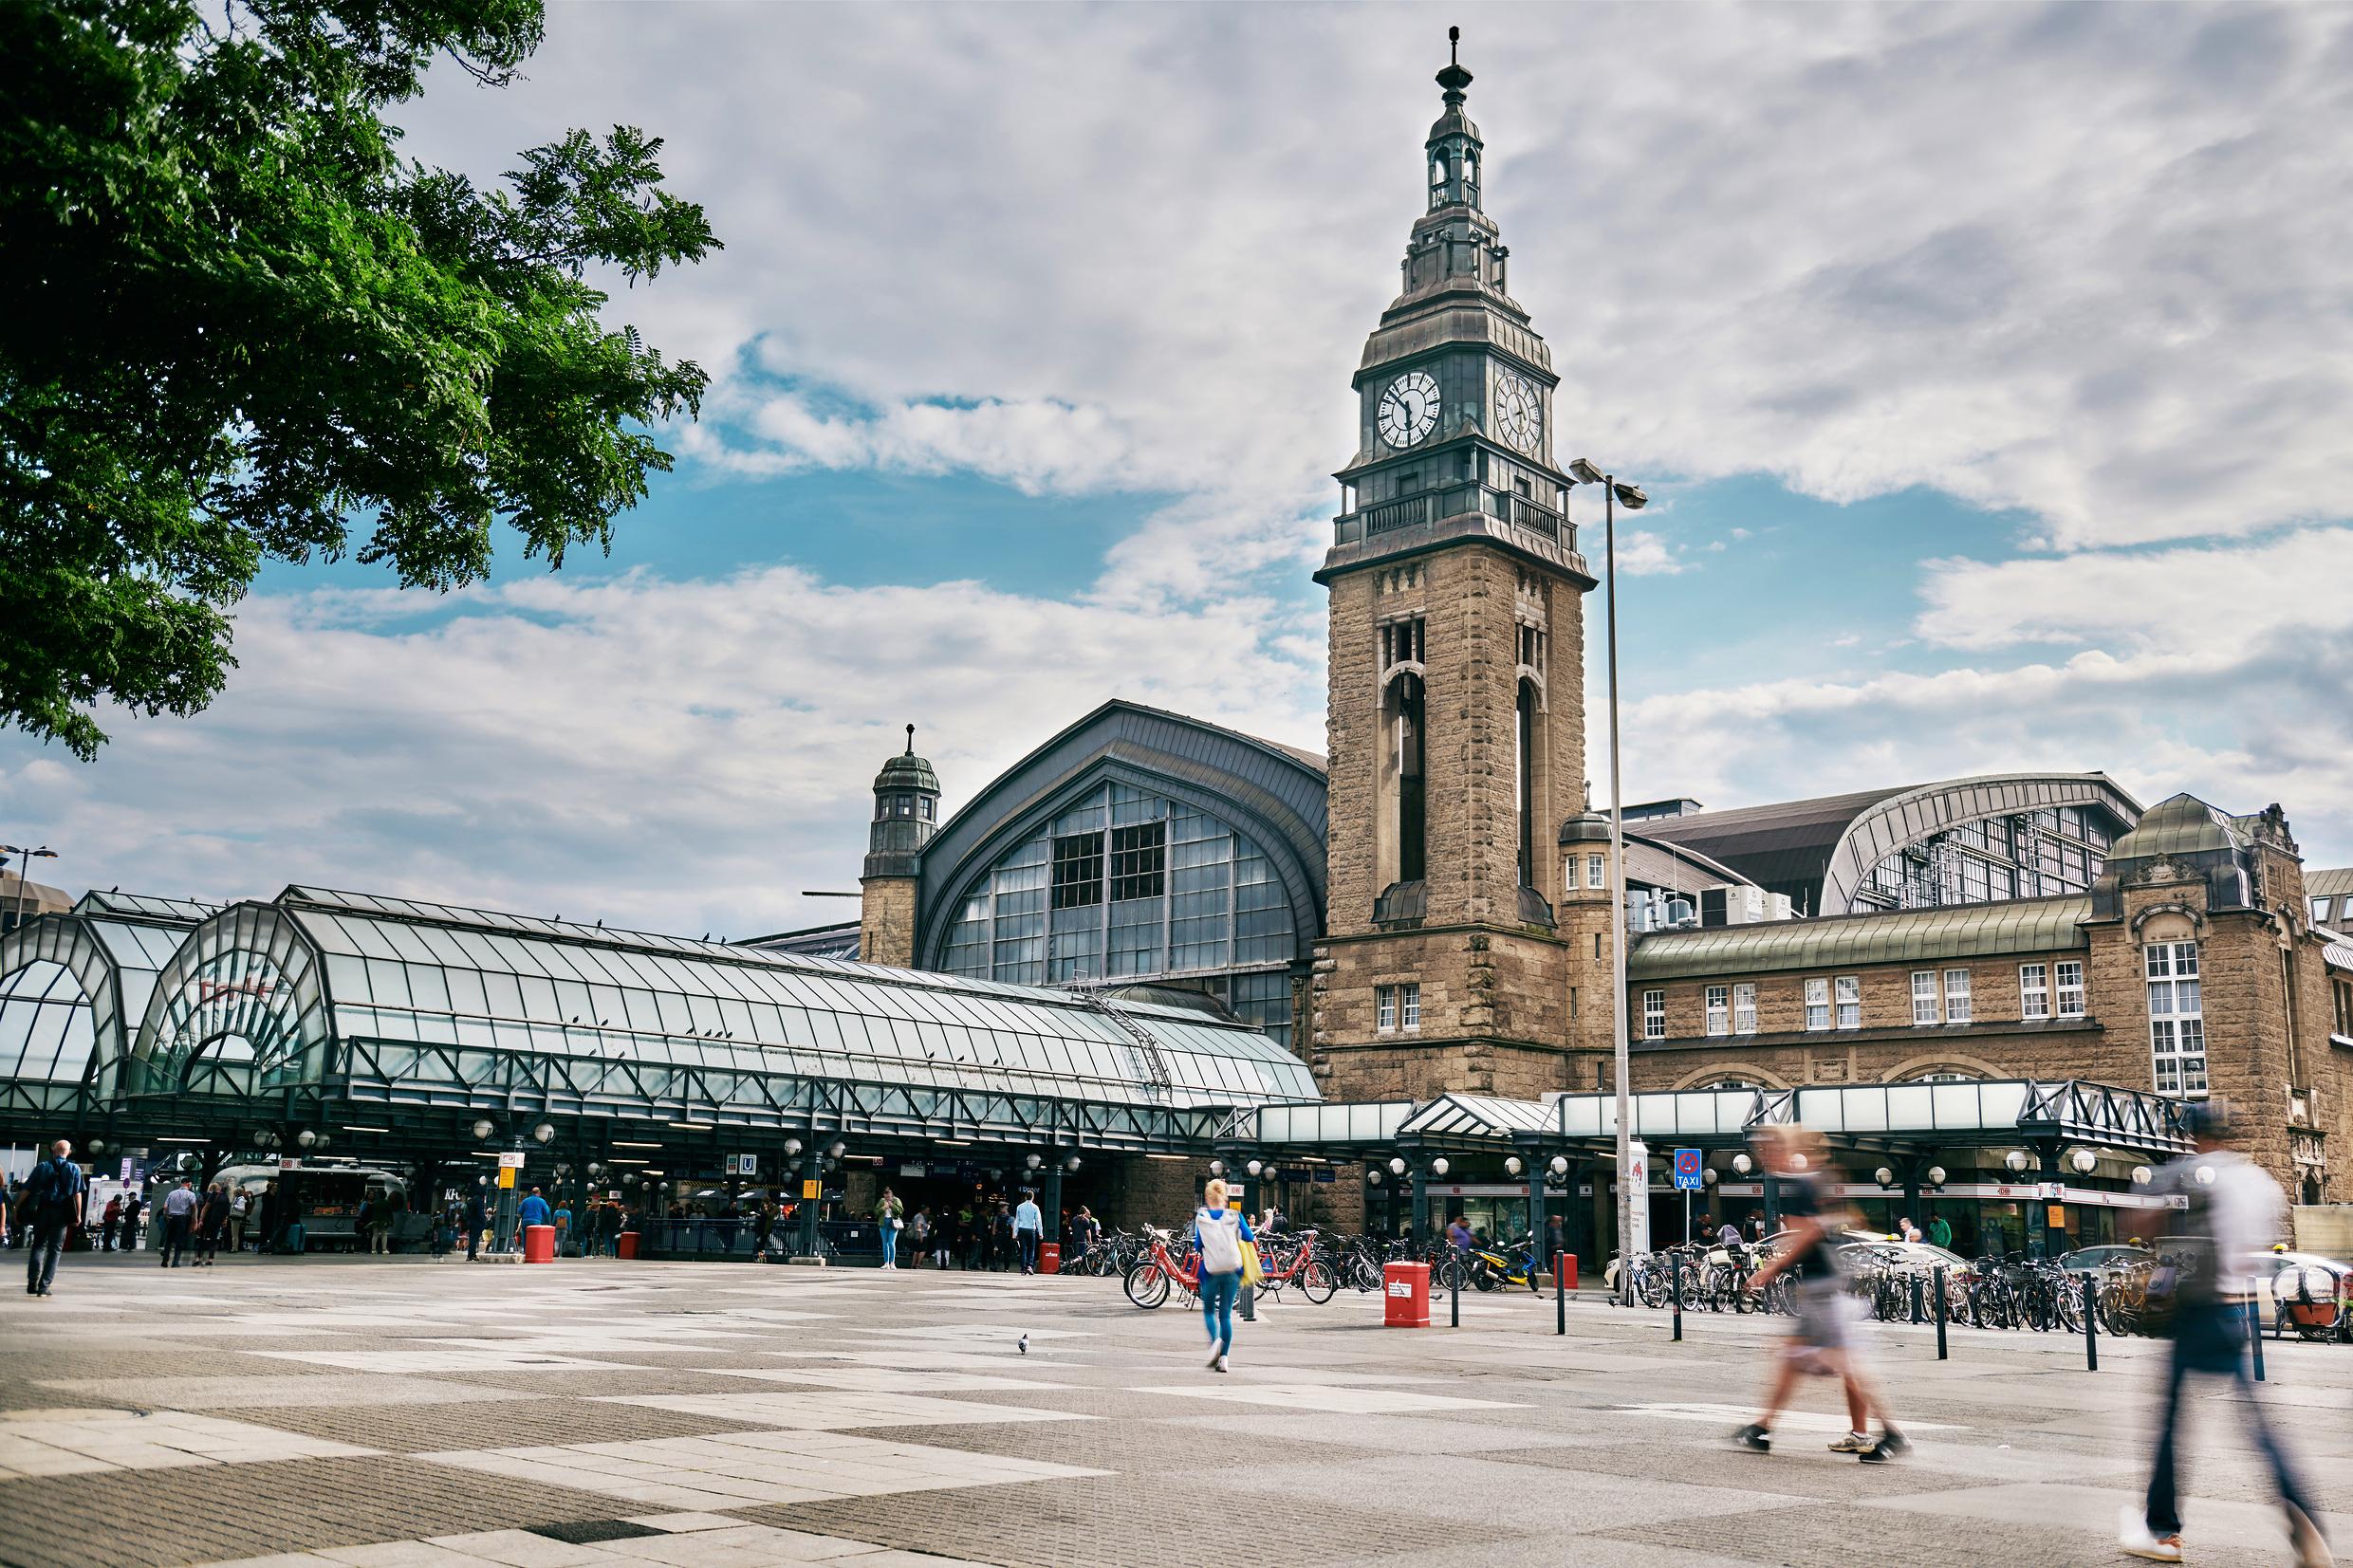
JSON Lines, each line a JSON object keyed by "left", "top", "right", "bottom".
{"left": 1123, "top": 1225, "right": 1200, "bottom": 1310}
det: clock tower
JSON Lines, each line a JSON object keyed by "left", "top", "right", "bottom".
{"left": 1308, "top": 34, "right": 1601, "bottom": 1102}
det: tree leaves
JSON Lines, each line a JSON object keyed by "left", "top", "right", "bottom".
{"left": 0, "top": 0, "right": 718, "bottom": 756}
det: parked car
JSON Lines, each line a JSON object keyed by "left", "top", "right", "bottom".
{"left": 2054, "top": 1243, "right": 2155, "bottom": 1278}
{"left": 2253, "top": 1249, "right": 2351, "bottom": 1341}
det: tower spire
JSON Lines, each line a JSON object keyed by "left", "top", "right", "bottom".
{"left": 1438, "top": 26, "right": 1471, "bottom": 107}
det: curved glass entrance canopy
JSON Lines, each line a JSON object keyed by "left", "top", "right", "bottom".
{"left": 4, "top": 885, "right": 1314, "bottom": 1154}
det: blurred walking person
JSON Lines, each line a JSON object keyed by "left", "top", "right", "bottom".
{"left": 1193, "top": 1177, "right": 1255, "bottom": 1373}
{"left": 1732, "top": 1125, "right": 1907, "bottom": 1463}
{"left": 159, "top": 1177, "right": 198, "bottom": 1267}
{"left": 194, "top": 1183, "right": 232, "bottom": 1266}
{"left": 22, "top": 1140, "right": 84, "bottom": 1297}
{"left": 2121, "top": 1101, "right": 2330, "bottom": 1566}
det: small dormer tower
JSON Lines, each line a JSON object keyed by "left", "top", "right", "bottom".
{"left": 860, "top": 725, "right": 940, "bottom": 968}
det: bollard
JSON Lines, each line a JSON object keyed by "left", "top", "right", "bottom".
{"left": 1933, "top": 1265, "right": 1949, "bottom": 1360}
{"left": 2247, "top": 1298, "right": 2265, "bottom": 1383}
{"left": 1671, "top": 1254, "right": 1683, "bottom": 1343}
{"left": 1449, "top": 1256, "right": 1460, "bottom": 1328}
{"left": 1556, "top": 1255, "right": 1566, "bottom": 1336}
{"left": 2083, "top": 1274, "right": 2099, "bottom": 1372}
{"left": 1911, "top": 1274, "right": 1925, "bottom": 1325}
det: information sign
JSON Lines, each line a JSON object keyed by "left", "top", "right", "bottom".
{"left": 801, "top": 1178, "right": 821, "bottom": 1201}
{"left": 497, "top": 1152, "right": 526, "bottom": 1170}
{"left": 1672, "top": 1147, "right": 1704, "bottom": 1192}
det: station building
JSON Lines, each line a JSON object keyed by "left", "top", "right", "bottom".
{"left": 6, "top": 39, "right": 2349, "bottom": 1264}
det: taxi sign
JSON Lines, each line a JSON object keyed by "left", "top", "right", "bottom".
{"left": 1672, "top": 1147, "right": 1703, "bottom": 1191}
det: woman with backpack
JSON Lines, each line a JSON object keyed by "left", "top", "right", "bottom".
{"left": 1194, "top": 1178, "right": 1257, "bottom": 1374}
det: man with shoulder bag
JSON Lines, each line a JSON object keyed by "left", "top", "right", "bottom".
{"left": 23, "top": 1139, "right": 86, "bottom": 1297}
{"left": 2121, "top": 1100, "right": 2331, "bottom": 1567}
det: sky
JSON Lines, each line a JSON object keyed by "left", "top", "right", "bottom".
{"left": 8, "top": 2, "right": 2353, "bottom": 938}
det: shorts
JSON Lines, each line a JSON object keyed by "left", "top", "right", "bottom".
{"left": 1788, "top": 1277, "right": 1852, "bottom": 1356}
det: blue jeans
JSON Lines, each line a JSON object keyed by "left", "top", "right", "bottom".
{"left": 1018, "top": 1230, "right": 1039, "bottom": 1272}
{"left": 880, "top": 1226, "right": 898, "bottom": 1266}
{"left": 26, "top": 1215, "right": 68, "bottom": 1293}
{"left": 1201, "top": 1269, "right": 1240, "bottom": 1355}
{"left": 2146, "top": 1301, "right": 2320, "bottom": 1538}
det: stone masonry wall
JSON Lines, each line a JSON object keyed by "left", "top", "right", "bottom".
{"left": 859, "top": 876, "right": 918, "bottom": 968}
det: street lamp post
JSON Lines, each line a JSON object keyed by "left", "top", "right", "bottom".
{"left": 1, "top": 842, "right": 60, "bottom": 932}
{"left": 1567, "top": 458, "right": 1647, "bottom": 1302}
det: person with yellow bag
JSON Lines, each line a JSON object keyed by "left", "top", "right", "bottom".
{"left": 1194, "top": 1178, "right": 1258, "bottom": 1373}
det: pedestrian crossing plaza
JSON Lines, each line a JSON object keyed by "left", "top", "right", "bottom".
{"left": 3, "top": 1252, "right": 2350, "bottom": 1566}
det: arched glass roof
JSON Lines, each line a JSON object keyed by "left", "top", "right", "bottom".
{"left": 0, "top": 895, "right": 213, "bottom": 1119}
{"left": 134, "top": 888, "right": 1315, "bottom": 1116}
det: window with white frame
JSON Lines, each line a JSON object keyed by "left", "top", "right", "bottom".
{"left": 2020, "top": 962, "right": 2049, "bottom": 1020}
{"left": 1835, "top": 975, "right": 1862, "bottom": 1030}
{"left": 1705, "top": 985, "right": 1730, "bottom": 1037}
{"left": 1805, "top": 977, "right": 1831, "bottom": 1031}
{"left": 1642, "top": 989, "right": 1666, "bottom": 1040}
{"left": 2055, "top": 959, "right": 2085, "bottom": 1018}
{"left": 1944, "top": 968, "right": 1972, "bottom": 1024}
{"left": 1911, "top": 970, "right": 1939, "bottom": 1025}
{"left": 1732, "top": 982, "right": 1758, "bottom": 1035}
{"left": 1376, "top": 985, "right": 1398, "bottom": 1031}
{"left": 1586, "top": 853, "right": 1606, "bottom": 890}
{"left": 1399, "top": 983, "right": 1420, "bottom": 1031}
{"left": 2145, "top": 942, "right": 2207, "bottom": 1095}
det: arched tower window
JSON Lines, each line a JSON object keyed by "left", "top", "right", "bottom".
{"left": 1394, "top": 672, "right": 1427, "bottom": 884}
{"left": 1516, "top": 677, "right": 1537, "bottom": 889}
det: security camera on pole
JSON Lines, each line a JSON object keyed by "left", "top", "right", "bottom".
{"left": 1567, "top": 457, "right": 1648, "bottom": 1302}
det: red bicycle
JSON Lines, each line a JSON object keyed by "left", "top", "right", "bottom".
{"left": 1123, "top": 1225, "right": 1202, "bottom": 1309}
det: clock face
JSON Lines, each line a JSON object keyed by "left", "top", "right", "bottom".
{"left": 1494, "top": 368, "right": 1544, "bottom": 454}
{"left": 1377, "top": 371, "right": 1441, "bottom": 450}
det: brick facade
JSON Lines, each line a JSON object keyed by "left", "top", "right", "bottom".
{"left": 1313, "top": 539, "right": 1600, "bottom": 1104}
{"left": 1621, "top": 802, "right": 2353, "bottom": 1202}
{"left": 858, "top": 876, "right": 918, "bottom": 968}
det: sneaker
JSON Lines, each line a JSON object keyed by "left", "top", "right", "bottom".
{"left": 1730, "top": 1423, "right": 1770, "bottom": 1453}
{"left": 1857, "top": 1433, "right": 1905, "bottom": 1464}
{"left": 2119, "top": 1504, "right": 2184, "bottom": 1563}
{"left": 1215, "top": 1354, "right": 1230, "bottom": 1374}
{"left": 1827, "top": 1430, "right": 1872, "bottom": 1452}
{"left": 1206, "top": 1348, "right": 1223, "bottom": 1370}
{"left": 2288, "top": 1504, "right": 2333, "bottom": 1568}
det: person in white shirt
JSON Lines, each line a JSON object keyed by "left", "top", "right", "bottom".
{"left": 2121, "top": 1100, "right": 2329, "bottom": 1567}
{"left": 159, "top": 1179, "right": 198, "bottom": 1268}
{"left": 1012, "top": 1191, "right": 1043, "bottom": 1274}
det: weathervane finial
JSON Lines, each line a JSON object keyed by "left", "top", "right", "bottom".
{"left": 905, "top": 723, "right": 916, "bottom": 756}
{"left": 1449, "top": 25, "right": 1459, "bottom": 67}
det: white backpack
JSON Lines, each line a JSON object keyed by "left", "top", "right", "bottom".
{"left": 1195, "top": 1207, "right": 1244, "bottom": 1276}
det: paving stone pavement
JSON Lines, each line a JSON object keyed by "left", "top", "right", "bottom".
{"left": 2, "top": 1251, "right": 2350, "bottom": 1566}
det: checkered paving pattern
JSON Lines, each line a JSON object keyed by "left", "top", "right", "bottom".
{"left": 5, "top": 1251, "right": 2352, "bottom": 1567}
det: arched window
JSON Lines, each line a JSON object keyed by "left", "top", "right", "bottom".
{"left": 1390, "top": 671, "right": 1427, "bottom": 884}
{"left": 1429, "top": 156, "right": 1448, "bottom": 209}
{"left": 1515, "top": 678, "right": 1538, "bottom": 888}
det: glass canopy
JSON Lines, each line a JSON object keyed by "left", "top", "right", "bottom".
{"left": 120, "top": 887, "right": 1315, "bottom": 1115}
{"left": 0, "top": 897, "right": 213, "bottom": 1115}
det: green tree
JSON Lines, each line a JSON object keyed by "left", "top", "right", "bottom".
{"left": 0, "top": 0, "right": 719, "bottom": 757}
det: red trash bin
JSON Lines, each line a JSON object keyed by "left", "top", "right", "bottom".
{"left": 1038, "top": 1243, "right": 1061, "bottom": 1276}
{"left": 1554, "top": 1253, "right": 1579, "bottom": 1291}
{"left": 616, "top": 1230, "right": 640, "bottom": 1260}
{"left": 1383, "top": 1261, "right": 1431, "bottom": 1327}
{"left": 523, "top": 1224, "right": 556, "bottom": 1264}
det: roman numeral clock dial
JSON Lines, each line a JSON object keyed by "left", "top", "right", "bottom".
{"left": 1494, "top": 367, "right": 1543, "bottom": 454}
{"left": 1377, "top": 370, "right": 1440, "bottom": 449}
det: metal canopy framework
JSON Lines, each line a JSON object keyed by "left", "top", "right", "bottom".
{"left": 1216, "top": 1080, "right": 2192, "bottom": 1163}
{"left": 0, "top": 885, "right": 1318, "bottom": 1160}
{"left": 0, "top": 893, "right": 215, "bottom": 1132}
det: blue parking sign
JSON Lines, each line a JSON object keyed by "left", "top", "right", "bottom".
{"left": 1672, "top": 1147, "right": 1703, "bottom": 1191}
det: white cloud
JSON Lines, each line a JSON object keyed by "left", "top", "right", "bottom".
{"left": 3, "top": 572, "right": 1322, "bottom": 937}
{"left": 394, "top": 4, "right": 2353, "bottom": 557}
{"left": 1606, "top": 528, "right": 2353, "bottom": 865}
{"left": 1611, "top": 530, "right": 1687, "bottom": 577}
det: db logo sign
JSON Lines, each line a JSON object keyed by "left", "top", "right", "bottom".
{"left": 1386, "top": 1282, "right": 1415, "bottom": 1298}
